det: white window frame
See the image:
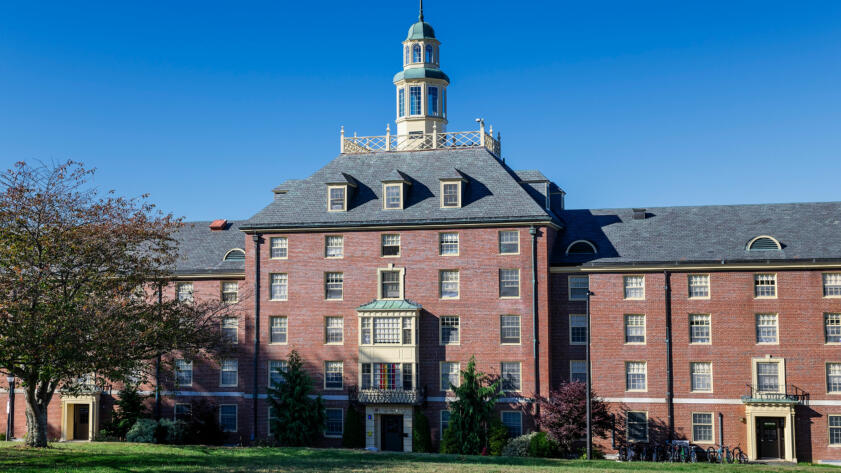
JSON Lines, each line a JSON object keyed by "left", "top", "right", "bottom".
{"left": 626, "top": 411, "right": 648, "bottom": 442}
{"left": 439, "top": 232, "right": 459, "bottom": 256}
{"left": 325, "top": 272, "right": 343, "bottom": 300}
{"left": 827, "top": 362, "right": 841, "bottom": 394}
{"left": 381, "top": 234, "right": 401, "bottom": 257}
{"left": 754, "top": 273, "right": 777, "bottom": 299}
{"left": 689, "top": 314, "right": 712, "bottom": 345}
{"left": 324, "top": 316, "right": 344, "bottom": 345}
{"left": 325, "top": 235, "right": 344, "bottom": 258}
{"left": 270, "top": 237, "right": 288, "bottom": 259}
{"left": 568, "top": 275, "right": 589, "bottom": 301}
{"left": 382, "top": 183, "right": 404, "bottom": 210}
{"left": 219, "top": 358, "right": 238, "bottom": 387}
{"left": 269, "top": 273, "right": 288, "bottom": 301}
{"left": 269, "top": 316, "right": 287, "bottom": 345}
{"left": 268, "top": 360, "right": 287, "bottom": 387}
{"left": 221, "top": 281, "right": 239, "bottom": 304}
{"left": 569, "top": 314, "right": 587, "bottom": 345}
{"left": 440, "top": 180, "right": 462, "bottom": 208}
{"left": 176, "top": 282, "right": 193, "bottom": 303}
{"left": 219, "top": 404, "right": 237, "bottom": 433}
{"left": 692, "top": 412, "right": 714, "bottom": 444}
{"left": 624, "top": 314, "right": 646, "bottom": 344}
{"left": 501, "top": 362, "right": 522, "bottom": 392}
{"left": 327, "top": 185, "right": 348, "bottom": 212}
{"left": 756, "top": 313, "right": 779, "bottom": 344}
{"left": 440, "top": 361, "right": 460, "bottom": 391}
{"left": 824, "top": 273, "right": 841, "bottom": 298}
{"left": 752, "top": 357, "right": 785, "bottom": 394}
{"left": 826, "top": 313, "right": 841, "bottom": 344}
{"left": 623, "top": 275, "right": 645, "bottom": 300}
{"left": 222, "top": 317, "right": 238, "bottom": 344}
{"left": 625, "top": 361, "right": 647, "bottom": 392}
{"left": 324, "top": 361, "right": 343, "bottom": 390}
{"left": 175, "top": 359, "right": 193, "bottom": 387}
{"left": 439, "top": 316, "right": 460, "bottom": 345}
{"left": 324, "top": 408, "right": 344, "bottom": 438}
{"left": 690, "top": 362, "right": 713, "bottom": 393}
{"left": 688, "top": 274, "right": 710, "bottom": 299}
{"left": 499, "top": 268, "right": 520, "bottom": 299}
{"left": 501, "top": 411, "right": 523, "bottom": 438}
{"left": 439, "top": 269, "right": 459, "bottom": 299}
{"left": 500, "top": 314, "right": 521, "bottom": 345}
{"left": 498, "top": 230, "right": 520, "bottom": 255}
{"left": 570, "top": 360, "right": 586, "bottom": 383}
{"left": 377, "top": 267, "right": 404, "bottom": 300}
{"left": 829, "top": 415, "right": 841, "bottom": 446}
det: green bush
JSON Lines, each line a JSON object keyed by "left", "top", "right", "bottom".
{"left": 126, "top": 418, "right": 158, "bottom": 443}
{"left": 577, "top": 445, "right": 605, "bottom": 459}
{"left": 487, "top": 419, "right": 509, "bottom": 456}
{"left": 341, "top": 406, "right": 365, "bottom": 449}
{"left": 501, "top": 432, "right": 537, "bottom": 457}
{"left": 528, "top": 431, "right": 559, "bottom": 458}
{"left": 0, "top": 433, "right": 6, "bottom": 441}
{"left": 412, "top": 409, "right": 432, "bottom": 453}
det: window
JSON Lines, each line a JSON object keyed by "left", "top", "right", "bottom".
{"left": 827, "top": 314, "right": 841, "bottom": 343}
{"left": 360, "top": 362, "right": 412, "bottom": 390}
{"left": 374, "top": 317, "right": 400, "bottom": 344}
{"left": 358, "top": 317, "right": 414, "bottom": 345}
{"left": 568, "top": 275, "right": 589, "bottom": 300}
{"left": 690, "top": 362, "right": 713, "bottom": 392}
{"left": 325, "top": 236, "right": 343, "bottom": 258}
{"left": 756, "top": 314, "right": 778, "bottom": 344}
{"left": 403, "top": 363, "right": 413, "bottom": 390}
{"left": 499, "top": 231, "right": 519, "bottom": 254}
{"left": 748, "top": 236, "right": 781, "bottom": 251}
{"left": 328, "top": 186, "right": 346, "bottom": 211}
{"left": 412, "top": 43, "right": 422, "bottom": 63}
{"left": 440, "top": 411, "right": 450, "bottom": 438}
{"left": 440, "top": 316, "right": 460, "bottom": 345}
{"left": 692, "top": 413, "right": 713, "bottom": 443}
{"left": 380, "top": 270, "right": 402, "bottom": 299}
{"left": 269, "top": 360, "right": 287, "bottom": 386}
{"left": 176, "top": 282, "right": 193, "bottom": 303}
{"left": 220, "top": 359, "right": 238, "bottom": 387}
{"left": 174, "top": 404, "right": 191, "bottom": 421}
{"left": 409, "top": 86, "right": 422, "bottom": 115}
{"left": 222, "top": 317, "right": 238, "bottom": 344}
{"left": 566, "top": 240, "right": 597, "bottom": 255}
{"left": 754, "top": 273, "right": 777, "bottom": 298}
{"left": 324, "top": 361, "right": 343, "bottom": 389}
{"left": 175, "top": 359, "right": 192, "bottom": 386}
{"left": 500, "top": 315, "right": 521, "bottom": 344}
{"left": 325, "top": 317, "right": 343, "bottom": 344}
{"left": 268, "top": 407, "right": 278, "bottom": 436}
{"left": 439, "top": 232, "right": 459, "bottom": 255}
{"left": 404, "top": 46, "right": 409, "bottom": 65}
{"left": 624, "top": 315, "right": 646, "bottom": 344}
{"left": 501, "top": 411, "right": 523, "bottom": 437}
{"left": 219, "top": 405, "right": 237, "bottom": 432}
{"left": 831, "top": 416, "right": 841, "bottom": 446}
{"left": 381, "top": 234, "right": 400, "bottom": 257}
{"left": 828, "top": 363, "right": 841, "bottom": 393}
{"left": 224, "top": 249, "right": 245, "bottom": 261}
{"left": 501, "top": 362, "right": 521, "bottom": 391}
{"left": 402, "top": 318, "right": 413, "bottom": 344}
{"left": 824, "top": 274, "right": 841, "bottom": 297}
{"left": 627, "top": 411, "right": 648, "bottom": 442}
{"left": 398, "top": 88, "right": 405, "bottom": 118}
{"left": 325, "top": 272, "right": 343, "bottom": 300}
{"left": 499, "top": 269, "right": 520, "bottom": 298}
{"left": 221, "top": 281, "right": 238, "bottom": 304}
{"left": 570, "top": 360, "right": 586, "bottom": 383}
{"left": 360, "top": 318, "right": 371, "bottom": 344}
{"left": 269, "top": 316, "right": 287, "bottom": 344}
{"left": 441, "top": 362, "right": 460, "bottom": 391}
{"left": 270, "top": 237, "right": 288, "bottom": 259}
{"left": 425, "top": 44, "right": 433, "bottom": 63}
{"left": 384, "top": 184, "right": 402, "bottom": 209}
{"left": 688, "top": 274, "right": 710, "bottom": 298}
{"left": 270, "top": 273, "right": 288, "bottom": 301}
{"left": 625, "top": 362, "right": 647, "bottom": 391}
{"left": 689, "top": 314, "right": 711, "bottom": 344}
{"left": 428, "top": 86, "right": 439, "bottom": 116}
{"left": 325, "top": 408, "right": 343, "bottom": 437}
{"left": 756, "top": 361, "right": 780, "bottom": 393}
{"left": 624, "top": 275, "right": 645, "bottom": 299}
{"left": 441, "top": 182, "right": 460, "bottom": 208}
{"left": 440, "top": 270, "right": 459, "bottom": 298}
{"left": 570, "top": 314, "right": 587, "bottom": 345}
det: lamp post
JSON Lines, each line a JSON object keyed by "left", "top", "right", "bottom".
{"left": 585, "top": 290, "right": 593, "bottom": 460}
{"left": 5, "top": 376, "right": 15, "bottom": 440}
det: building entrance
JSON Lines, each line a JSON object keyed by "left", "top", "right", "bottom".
{"left": 757, "top": 417, "right": 784, "bottom": 459}
{"left": 380, "top": 415, "right": 404, "bottom": 451}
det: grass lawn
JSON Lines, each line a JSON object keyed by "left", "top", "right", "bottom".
{"left": 0, "top": 442, "right": 837, "bottom": 473}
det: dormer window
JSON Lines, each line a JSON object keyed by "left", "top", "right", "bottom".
{"left": 441, "top": 181, "right": 461, "bottom": 208}
{"left": 747, "top": 235, "right": 782, "bottom": 251}
{"left": 328, "top": 186, "right": 347, "bottom": 211}
{"left": 383, "top": 184, "right": 403, "bottom": 210}
{"left": 223, "top": 248, "right": 246, "bottom": 261}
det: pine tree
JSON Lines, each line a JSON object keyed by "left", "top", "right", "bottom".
{"left": 442, "top": 356, "right": 501, "bottom": 455}
{"left": 267, "top": 350, "right": 325, "bottom": 446}
{"left": 109, "top": 384, "right": 149, "bottom": 439}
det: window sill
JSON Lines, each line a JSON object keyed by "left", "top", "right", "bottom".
{"left": 756, "top": 342, "right": 780, "bottom": 345}
{"left": 624, "top": 342, "right": 647, "bottom": 346}
{"left": 381, "top": 255, "right": 401, "bottom": 258}
{"left": 568, "top": 297, "right": 589, "bottom": 302}
{"left": 324, "top": 434, "right": 343, "bottom": 439}
{"left": 325, "top": 298, "right": 344, "bottom": 302}
{"left": 625, "top": 390, "right": 648, "bottom": 393}
{"left": 219, "top": 385, "right": 238, "bottom": 388}
{"left": 754, "top": 296, "right": 778, "bottom": 300}
{"left": 689, "top": 342, "right": 712, "bottom": 346}
{"left": 688, "top": 296, "right": 711, "bottom": 300}
{"left": 324, "top": 343, "right": 344, "bottom": 346}
{"left": 268, "top": 342, "right": 288, "bottom": 346}
{"left": 440, "top": 297, "right": 460, "bottom": 301}
{"left": 440, "top": 342, "right": 460, "bottom": 346}
{"left": 269, "top": 299, "right": 288, "bottom": 302}
{"left": 324, "top": 387, "right": 344, "bottom": 391}
{"left": 693, "top": 440, "right": 715, "bottom": 445}
{"left": 499, "top": 296, "right": 521, "bottom": 300}
{"left": 623, "top": 298, "right": 646, "bottom": 301}
{"left": 570, "top": 342, "right": 587, "bottom": 346}
{"left": 499, "top": 252, "right": 520, "bottom": 256}
{"left": 690, "top": 390, "right": 714, "bottom": 394}
{"left": 269, "top": 257, "right": 288, "bottom": 261}
{"left": 325, "top": 256, "right": 344, "bottom": 260}
{"left": 440, "top": 253, "right": 459, "bottom": 257}
{"left": 500, "top": 342, "right": 522, "bottom": 346}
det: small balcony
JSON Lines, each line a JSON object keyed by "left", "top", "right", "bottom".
{"left": 340, "top": 121, "right": 501, "bottom": 158}
{"left": 740, "top": 384, "right": 808, "bottom": 404}
{"left": 350, "top": 387, "right": 425, "bottom": 405}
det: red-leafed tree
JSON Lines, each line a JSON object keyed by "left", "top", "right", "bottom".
{"left": 0, "top": 161, "right": 235, "bottom": 447}
{"left": 534, "top": 381, "right": 613, "bottom": 454}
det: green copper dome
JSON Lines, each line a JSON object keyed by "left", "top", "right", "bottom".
{"left": 406, "top": 21, "right": 436, "bottom": 40}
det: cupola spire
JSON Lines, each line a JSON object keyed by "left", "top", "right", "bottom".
{"left": 419, "top": 0, "right": 424, "bottom": 21}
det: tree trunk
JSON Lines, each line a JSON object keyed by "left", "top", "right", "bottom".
{"left": 23, "top": 385, "right": 50, "bottom": 447}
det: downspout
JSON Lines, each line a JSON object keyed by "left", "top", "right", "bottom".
{"left": 252, "top": 234, "right": 262, "bottom": 442}
{"left": 664, "top": 270, "right": 674, "bottom": 441}
{"left": 154, "top": 283, "right": 163, "bottom": 420}
{"left": 529, "top": 226, "right": 540, "bottom": 404}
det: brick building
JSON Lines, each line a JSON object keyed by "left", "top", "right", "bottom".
{"left": 2, "top": 6, "right": 841, "bottom": 463}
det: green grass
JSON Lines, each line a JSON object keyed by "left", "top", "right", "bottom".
{"left": 0, "top": 442, "right": 837, "bottom": 473}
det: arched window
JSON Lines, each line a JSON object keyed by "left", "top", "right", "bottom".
{"left": 566, "top": 240, "right": 597, "bottom": 255}
{"left": 223, "top": 248, "right": 246, "bottom": 261}
{"left": 404, "top": 46, "right": 410, "bottom": 65}
{"left": 747, "top": 236, "right": 782, "bottom": 251}
{"left": 412, "top": 44, "right": 422, "bottom": 63}
{"left": 425, "top": 45, "right": 433, "bottom": 63}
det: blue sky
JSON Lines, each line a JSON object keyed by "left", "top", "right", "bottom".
{"left": 1, "top": 1, "right": 839, "bottom": 220}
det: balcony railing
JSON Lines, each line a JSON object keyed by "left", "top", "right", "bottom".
{"left": 351, "top": 388, "right": 424, "bottom": 405}
{"left": 340, "top": 120, "right": 501, "bottom": 158}
{"left": 741, "top": 384, "right": 808, "bottom": 404}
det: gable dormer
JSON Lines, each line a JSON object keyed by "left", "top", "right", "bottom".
{"left": 382, "top": 170, "right": 412, "bottom": 210}
{"left": 439, "top": 168, "right": 467, "bottom": 208}
{"left": 325, "top": 173, "right": 358, "bottom": 212}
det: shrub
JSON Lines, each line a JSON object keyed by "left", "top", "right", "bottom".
{"left": 578, "top": 445, "right": 605, "bottom": 459}
{"left": 341, "top": 406, "right": 365, "bottom": 449}
{"left": 185, "top": 400, "right": 225, "bottom": 445}
{"left": 126, "top": 418, "right": 158, "bottom": 443}
{"left": 534, "top": 382, "right": 612, "bottom": 455}
{"left": 528, "top": 431, "right": 559, "bottom": 458}
{"left": 487, "top": 419, "right": 509, "bottom": 456}
{"left": 439, "top": 425, "right": 457, "bottom": 454}
{"left": 501, "top": 432, "right": 537, "bottom": 457}
{"left": 0, "top": 433, "right": 6, "bottom": 441}
{"left": 412, "top": 409, "right": 432, "bottom": 453}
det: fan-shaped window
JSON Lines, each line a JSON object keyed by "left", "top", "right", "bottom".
{"left": 223, "top": 248, "right": 246, "bottom": 261}
{"left": 412, "top": 44, "right": 422, "bottom": 63}
{"left": 747, "top": 236, "right": 781, "bottom": 251}
{"left": 425, "top": 45, "right": 434, "bottom": 63}
{"left": 566, "top": 240, "right": 597, "bottom": 255}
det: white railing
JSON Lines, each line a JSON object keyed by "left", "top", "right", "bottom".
{"left": 355, "top": 389, "right": 421, "bottom": 404}
{"left": 340, "top": 120, "right": 501, "bottom": 158}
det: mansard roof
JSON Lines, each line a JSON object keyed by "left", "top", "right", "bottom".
{"left": 553, "top": 201, "right": 841, "bottom": 267}
{"left": 171, "top": 220, "right": 246, "bottom": 275}
{"left": 241, "top": 148, "right": 557, "bottom": 231}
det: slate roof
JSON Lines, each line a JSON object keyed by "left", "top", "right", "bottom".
{"left": 241, "top": 148, "right": 556, "bottom": 230}
{"left": 553, "top": 202, "right": 841, "bottom": 266}
{"left": 171, "top": 220, "right": 246, "bottom": 275}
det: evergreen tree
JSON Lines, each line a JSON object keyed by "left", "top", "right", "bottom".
{"left": 108, "top": 384, "right": 148, "bottom": 439}
{"left": 267, "top": 350, "right": 325, "bottom": 446}
{"left": 341, "top": 405, "right": 365, "bottom": 448}
{"left": 442, "top": 356, "right": 501, "bottom": 455}
{"left": 412, "top": 408, "right": 432, "bottom": 453}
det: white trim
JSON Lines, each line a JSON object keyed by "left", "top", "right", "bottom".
{"left": 674, "top": 398, "right": 743, "bottom": 405}
{"left": 603, "top": 397, "right": 666, "bottom": 403}
{"left": 565, "top": 240, "right": 597, "bottom": 255}
{"left": 747, "top": 235, "right": 782, "bottom": 251}
{"left": 222, "top": 248, "right": 246, "bottom": 261}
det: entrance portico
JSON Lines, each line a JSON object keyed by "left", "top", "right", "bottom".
{"left": 60, "top": 393, "right": 100, "bottom": 442}
{"left": 743, "top": 401, "right": 797, "bottom": 462}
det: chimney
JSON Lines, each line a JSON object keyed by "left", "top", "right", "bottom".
{"left": 209, "top": 219, "right": 228, "bottom": 231}
{"left": 632, "top": 208, "right": 647, "bottom": 220}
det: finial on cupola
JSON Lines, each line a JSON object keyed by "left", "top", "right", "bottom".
{"left": 419, "top": 0, "right": 424, "bottom": 21}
